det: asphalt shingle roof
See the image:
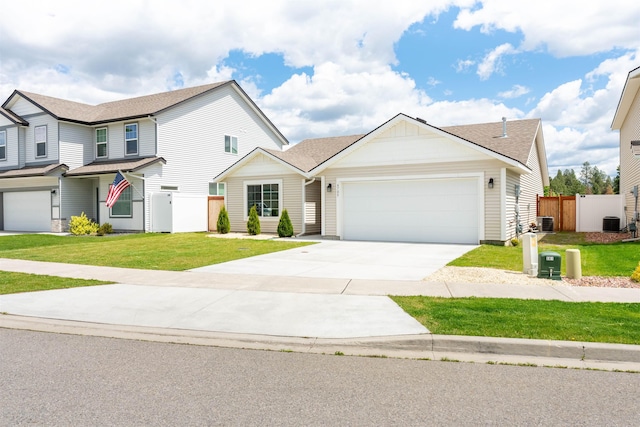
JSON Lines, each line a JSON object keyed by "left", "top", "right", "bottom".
{"left": 0, "top": 163, "right": 68, "bottom": 179}
{"left": 11, "top": 82, "right": 230, "bottom": 124}
{"left": 64, "top": 157, "right": 166, "bottom": 176}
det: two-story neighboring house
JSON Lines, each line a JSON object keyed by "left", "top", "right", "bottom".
{"left": 0, "top": 81, "right": 288, "bottom": 232}
{"left": 612, "top": 65, "right": 640, "bottom": 230}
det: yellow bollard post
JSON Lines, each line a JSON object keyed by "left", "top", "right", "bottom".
{"left": 566, "top": 249, "right": 582, "bottom": 280}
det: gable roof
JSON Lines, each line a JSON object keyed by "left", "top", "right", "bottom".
{"left": 216, "top": 114, "right": 546, "bottom": 181}
{"left": 612, "top": 65, "right": 640, "bottom": 130}
{"left": 0, "top": 106, "right": 28, "bottom": 125}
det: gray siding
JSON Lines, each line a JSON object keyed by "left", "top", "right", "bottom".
{"left": 0, "top": 126, "right": 20, "bottom": 167}
{"left": 620, "top": 88, "right": 640, "bottom": 224}
{"left": 102, "top": 119, "right": 156, "bottom": 160}
{"left": 156, "top": 85, "right": 284, "bottom": 195}
{"left": 23, "top": 114, "right": 58, "bottom": 163}
{"left": 59, "top": 122, "right": 92, "bottom": 169}
{"left": 61, "top": 177, "right": 94, "bottom": 222}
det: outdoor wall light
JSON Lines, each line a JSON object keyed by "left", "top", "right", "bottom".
{"left": 51, "top": 189, "right": 57, "bottom": 194}
{"left": 327, "top": 183, "right": 332, "bottom": 192}
{"left": 488, "top": 178, "right": 494, "bottom": 189}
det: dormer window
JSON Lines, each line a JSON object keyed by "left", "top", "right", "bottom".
{"left": 125, "top": 123, "right": 138, "bottom": 155}
{"left": 96, "top": 127, "right": 108, "bottom": 158}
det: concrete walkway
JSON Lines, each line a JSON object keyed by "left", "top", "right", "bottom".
{"left": 1, "top": 258, "right": 639, "bottom": 370}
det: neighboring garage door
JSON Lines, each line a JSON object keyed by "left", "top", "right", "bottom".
{"left": 341, "top": 178, "right": 479, "bottom": 244}
{"left": 3, "top": 191, "right": 51, "bottom": 232}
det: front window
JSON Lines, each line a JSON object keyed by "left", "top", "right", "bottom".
{"left": 110, "top": 186, "right": 132, "bottom": 217}
{"left": 35, "top": 125, "right": 47, "bottom": 157}
{"left": 247, "top": 183, "right": 279, "bottom": 217}
{"left": 224, "top": 135, "right": 238, "bottom": 154}
{"left": 96, "top": 127, "right": 108, "bottom": 158}
{"left": 125, "top": 123, "right": 138, "bottom": 155}
{"left": 0, "top": 130, "right": 6, "bottom": 160}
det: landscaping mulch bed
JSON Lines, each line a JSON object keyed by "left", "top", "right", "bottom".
{"left": 584, "top": 232, "right": 635, "bottom": 244}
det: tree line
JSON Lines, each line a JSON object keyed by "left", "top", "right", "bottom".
{"left": 548, "top": 162, "right": 618, "bottom": 196}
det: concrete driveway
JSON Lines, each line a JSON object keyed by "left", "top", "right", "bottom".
{"left": 191, "top": 239, "right": 477, "bottom": 281}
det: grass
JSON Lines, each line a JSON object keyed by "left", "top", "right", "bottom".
{"left": 0, "top": 271, "right": 109, "bottom": 295}
{"left": 391, "top": 296, "right": 640, "bottom": 345}
{"left": 0, "top": 233, "right": 314, "bottom": 271}
{"left": 450, "top": 232, "right": 640, "bottom": 276}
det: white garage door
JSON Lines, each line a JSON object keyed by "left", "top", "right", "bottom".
{"left": 4, "top": 191, "right": 51, "bottom": 232}
{"left": 342, "top": 178, "right": 479, "bottom": 244}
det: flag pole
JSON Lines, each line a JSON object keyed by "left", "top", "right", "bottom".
{"left": 119, "top": 170, "right": 145, "bottom": 199}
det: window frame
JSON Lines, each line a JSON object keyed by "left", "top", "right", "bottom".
{"left": 0, "top": 130, "right": 6, "bottom": 161}
{"left": 96, "top": 127, "right": 108, "bottom": 158}
{"left": 224, "top": 135, "right": 238, "bottom": 155}
{"left": 35, "top": 125, "right": 47, "bottom": 158}
{"left": 209, "top": 182, "right": 225, "bottom": 196}
{"left": 124, "top": 123, "right": 138, "bottom": 156}
{"left": 244, "top": 179, "right": 282, "bottom": 220}
{"left": 109, "top": 186, "right": 133, "bottom": 218}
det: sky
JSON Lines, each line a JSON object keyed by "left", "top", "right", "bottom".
{"left": 1, "top": 0, "right": 639, "bottom": 177}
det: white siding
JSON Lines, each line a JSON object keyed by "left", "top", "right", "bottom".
{"left": 156, "top": 85, "right": 284, "bottom": 195}
{"left": 7, "top": 97, "right": 43, "bottom": 116}
{"left": 103, "top": 119, "right": 156, "bottom": 160}
{"left": 23, "top": 115, "right": 58, "bottom": 163}
{"left": 519, "top": 136, "right": 546, "bottom": 232}
{"left": 143, "top": 162, "right": 165, "bottom": 232}
{"left": 0, "top": 126, "right": 20, "bottom": 167}
{"left": 620, "top": 88, "right": 640, "bottom": 225}
{"left": 59, "top": 122, "right": 92, "bottom": 169}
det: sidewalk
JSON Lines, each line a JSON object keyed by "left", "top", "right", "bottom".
{"left": 1, "top": 258, "right": 639, "bottom": 371}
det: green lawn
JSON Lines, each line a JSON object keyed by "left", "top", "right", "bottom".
{"left": 450, "top": 233, "right": 640, "bottom": 277}
{"left": 0, "top": 271, "right": 109, "bottom": 295}
{"left": 391, "top": 296, "right": 640, "bottom": 345}
{"left": 0, "top": 233, "right": 314, "bottom": 271}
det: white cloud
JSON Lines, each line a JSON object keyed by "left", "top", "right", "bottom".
{"left": 477, "top": 43, "right": 516, "bottom": 80}
{"left": 454, "top": 1, "right": 640, "bottom": 57}
{"left": 498, "top": 85, "right": 530, "bottom": 99}
{"left": 455, "top": 59, "right": 475, "bottom": 72}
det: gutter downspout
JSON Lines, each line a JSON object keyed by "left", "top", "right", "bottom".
{"left": 296, "top": 177, "right": 316, "bottom": 237}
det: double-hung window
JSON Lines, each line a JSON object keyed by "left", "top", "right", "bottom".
{"left": 246, "top": 182, "right": 280, "bottom": 218}
{"left": 110, "top": 186, "right": 132, "bottom": 217}
{"left": 96, "top": 127, "right": 108, "bottom": 158}
{"left": 35, "top": 125, "right": 47, "bottom": 157}
{"left": 224, "top": 135, "right": 238, "bottom": 154}
{"left": 125, "top": 123, "right": 138, "bottom": 155}
{"left": 0, "top": 130, "right": 6, "bottom": 160}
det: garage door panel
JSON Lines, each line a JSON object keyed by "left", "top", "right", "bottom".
{"left": 4, "top": 191, "right": 51, "bottom": 232}
{"left": 342, "top": 178, "right": 479, "bottom": 244}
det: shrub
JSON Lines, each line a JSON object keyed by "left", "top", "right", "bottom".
{"left": 247, "top": 205, "right": 261, "bottom": 235}
{"left": 631, "top": 262, "right": 640, "bottom": 283}
{"left": 217, "top": 205, "right": 230, "bottom": 234}
{"left": 277, "top": 209, "right": 294, "bottom": 237}
{"left": 69, "top": 212, "right": 99, "bottom": 235}
{"left": 97, "top": 223, "right": 113, "bottom": 236}
{"left": 510, "top": 238, "right": 520, "bottom": 247}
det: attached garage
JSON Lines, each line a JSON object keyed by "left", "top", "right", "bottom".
{"left": 340, "top": 177, "right": 481, "bottom": 244}
{"left": 3, "top": 191, "right": 51, "bottom": 231}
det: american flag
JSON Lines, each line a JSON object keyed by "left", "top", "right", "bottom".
{"left": 105, "top": 171, "right": 130, "bottom": 208}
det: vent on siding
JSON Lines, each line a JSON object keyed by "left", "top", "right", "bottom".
{"left": 161, "top": 185, "right": 179, "bottom": 191}
{"left": 415, "top": 117, "right": 427, "bottom": 124}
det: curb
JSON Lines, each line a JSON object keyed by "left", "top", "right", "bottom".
{"left": 2, "top": 315, "right": 639, "bottom": 370}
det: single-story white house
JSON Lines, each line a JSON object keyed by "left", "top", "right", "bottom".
{"left": 214, "top": 113, "right": 550, "bottom": 244}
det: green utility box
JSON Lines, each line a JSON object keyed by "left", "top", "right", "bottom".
{"left": 538, "top": 251, "right": 561, "bottom": 280}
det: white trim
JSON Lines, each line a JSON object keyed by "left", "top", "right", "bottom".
{"left": 124, "top": 122, "right": 138, "bottom": 156}
{"left": 224, "top": 134, "right": 238, "bottom": 155}
{"left": 214, "top": 148, "right": 308, "bottom": 182}
{"left": 35, "top": 124, "right": 47, "bottom": 158}
{"left": 242, "top": 178, "right": 283, "bottom": 221}
{"left": 500, "top": 167, "right": 507, "bottom": 241}
{"left": 336, "top": 172, "right": 484, "bottom": 242}
{"left": 95, "top": 126, "right": 108, "bottom": 159}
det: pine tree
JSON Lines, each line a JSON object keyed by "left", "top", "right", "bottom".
{"left": 247, "top": 205, "right": 261, "bottom": 235}
{"left": 277, "top": 209, "right": 294, "bottom": 237}
{"left": 216, "top": 205, "right": 230, "bottom": 234}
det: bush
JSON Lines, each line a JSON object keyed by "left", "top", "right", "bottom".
{"left": 510, "top": 238, "right": 520, "bottom": 247}
{"left": 247, "top": 205, "right": 261, "bottom": 235}
{"left": 277, "top": 209, "right": 294, "bottom": 237}
{"left": 632, "top": 262, "right": 640, "bottom": 283}
{"left": 69, "top": 212, "right": 99, "bottom": 235}
{"left": 217, "top": 205, "right": 230, "bottom": 234}
{"left": 97, "top": 223, "right": 113, "bottom": 236}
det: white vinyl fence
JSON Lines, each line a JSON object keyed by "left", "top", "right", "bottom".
{"left": 575, "top": 194, "right": 626, "bottom": 232}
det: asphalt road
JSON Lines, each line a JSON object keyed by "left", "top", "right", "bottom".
{"left": 1, "top": 329, "right": 638, "bottom": 426}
